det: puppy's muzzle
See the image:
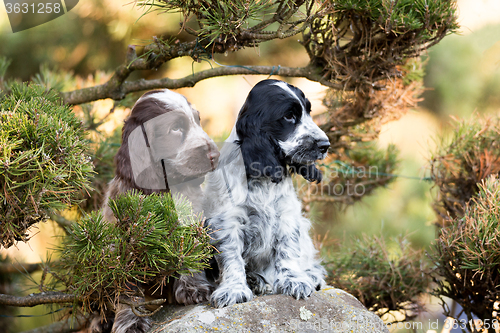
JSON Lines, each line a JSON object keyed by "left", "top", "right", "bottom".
{"left": 186, "top": 141, "right": 220, "bottom": 174}
{"left": 207, "top": 150, "right": 220, "bottom": 170}
{"left": 317, "top": 140, "right": 330, "bottom": 154}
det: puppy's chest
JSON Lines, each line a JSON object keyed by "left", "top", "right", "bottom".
{"left": 242, "top": 179, "right": 301, "bottom": 255}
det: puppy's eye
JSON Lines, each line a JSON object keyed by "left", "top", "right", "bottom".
{"left": 171, "top": 126, "right": 183, "bottom": 133}
{"left": 284, "top": 113, "right": 296, "bottom": 123}
{"left": 170, "top": 122, "right": 185, "bottom": 133}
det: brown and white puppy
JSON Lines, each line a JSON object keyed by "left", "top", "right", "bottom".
{"left": 98, "top": 89, "right": 219, "bottom": 333}
{"left": 103, "top": 89, "right": 219, "bottom": 220}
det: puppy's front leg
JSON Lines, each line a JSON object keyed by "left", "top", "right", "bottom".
{"left": 273, "top": 230, "right": 315, "bottom": 300}
{"left": 209, "top": 217, "right": 253, "bottom": 308}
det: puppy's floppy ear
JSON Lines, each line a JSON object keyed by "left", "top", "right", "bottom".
{"left": 239, "top": 135, "right": 285, "bottom": 183}
{"left": 236, "top": 101, "right": 285, "bottom": 183}
{"left": 289, "top": 162, "right": 323, "bottom": 183}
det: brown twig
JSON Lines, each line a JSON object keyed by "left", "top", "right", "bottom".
{"left": 0, "top": 291, "right": 77, "bottom": 307}
{"left": 119, "top": 298, "right": 166, "bottom": 318}
{"left": 61, "top": 65, "right": 346, "bottom": 105}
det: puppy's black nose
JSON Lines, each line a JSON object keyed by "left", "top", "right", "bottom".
{"left": 317, "top": 140, "right": 330, "bottom": 154}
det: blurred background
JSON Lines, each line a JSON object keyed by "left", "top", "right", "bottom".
{"left": 1, "top": 0, "right": 500, "bottom": 331}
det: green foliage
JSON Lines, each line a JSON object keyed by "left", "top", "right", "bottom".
{"left": 137, "top": 0, "right": 275, "bottom": 44}
{"left": 319, "top": 154, "right": 436, "bottom": 253}
{"left": 402, "top": 58, "right": 426, "bottom": 85}
{"left": 31, "top": 64, "right": 76, "bottom": 92}
{"left": 430, "top": 116, "right": 500, "bottom": 224}
{"left": 0, "top": 82, "right": 94, "bottom": 248}
{"left": 325, "top": 234, "right": 431, "bottom": 322}
{"left": 198, "top": 1, "right": 273, "bottom": 44}
{"left": 55, "top": 191, "right": 213, "bottom": 314}
{"left": 432, "top": 176, "right": 500, "bottom": 329}
{"left": 422, "top": 24, "right": 500, "bottom": 116}
{"left": 314, "top": 57, "right": 427, "bottom": 210}
{"left": 308, "top": 0, "right": 458, "bottom": 89}
{"left": 333, "top": 0, "right": 459, "bottom": 37}
{"left": 314, "top": 143, "right": 399, "bottom": 206}
{"left": 135, "top": 1, "right": 458, "bottom": 90}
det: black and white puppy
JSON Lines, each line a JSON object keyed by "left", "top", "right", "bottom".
{"left": 203, "top": 79, "right": 330, "bottom": 308}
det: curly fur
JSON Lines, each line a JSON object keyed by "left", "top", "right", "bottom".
{"left": 203, "top": 79, "right": 330, "bottom": 308}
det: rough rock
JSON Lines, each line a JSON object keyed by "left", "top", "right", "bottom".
{"left": 149, "top": 286, "right": 389, "bottom": 332}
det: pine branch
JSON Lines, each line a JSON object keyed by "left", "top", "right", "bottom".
{"left": 57, "top": 1, "right": 329, "bottom": 106}
{"left": 0, "top": 292, "right": 77, "bottom": 307}
{"left": 61, "top": 64, "right": 345, "bottom": 105}
{"left": 57, "top": 0, "right": 457, "bottom": 106}
{"left": 119, "top": 298, "right": 166, "bottom": 317}
{"left": 59, "top": 39, "right": 195, "bottom": 105}
{"left": 53, "top": 192, "right": 213, "bottom": 315}
{"left": 0, "top": 83, "right": 94, "bottom": 248}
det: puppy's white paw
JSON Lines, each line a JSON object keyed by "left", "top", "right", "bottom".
{"left": 306, "top": 266, "right": 327, "bottom": 291}
{"left": 210, "top": 283, "right": 253, "bottom": 308}
{"left": 275, "top": 276, "right": 315, "bottom": 300}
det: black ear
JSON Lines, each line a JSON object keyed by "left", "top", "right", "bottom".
{"left": 289, "top": 162, "right": 323, "bottom": 183}
{"left": 239, "top": 135, "right": 285, "bottom": 183}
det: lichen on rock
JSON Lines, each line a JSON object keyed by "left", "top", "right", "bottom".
{"left": 149, "top": 286, "right": 389, "bottom": 332}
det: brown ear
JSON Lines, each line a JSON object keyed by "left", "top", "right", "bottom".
{"left": 114, "top": 95, "right": 174, "bottom": 193}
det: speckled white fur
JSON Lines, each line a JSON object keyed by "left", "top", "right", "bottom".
{"left": 203, "top": 80, "right": 327, "bottom": 307}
